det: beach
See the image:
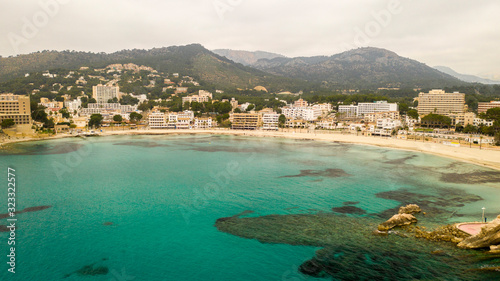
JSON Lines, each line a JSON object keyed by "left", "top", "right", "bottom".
{"left": 2, "top": 128, "right": 500, "bottom": 171}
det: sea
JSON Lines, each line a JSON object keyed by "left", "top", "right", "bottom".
{"left": 0, "top": 134, "right": 499, "bottom": 281}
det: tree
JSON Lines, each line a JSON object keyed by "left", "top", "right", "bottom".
{"left": 1, "top": 119, "right": 15, "bottom": 129}
{"left": 119, "top": 95, "right": 139, "bottom": 105}
{"left": 129, "top": 112, "right": 143, "bottom": 123}
{"left": 420, "top": 114, "right": 451, "bottom": 128}
{"left": 278, "top": 114, "right": 286, "bottom": 128}
{"left": 59, "top": 108, "right": 70, "bottom": 118}
{"left": 88, "top": 114, "right": 103, "bottom": 128}
{"left": 234, "top": 108, "right": 242, "bottom": 113}
{"left": 407, "top": 109, "right": 419, "bottom": 120}
{"left": 246, "top": 104, "right": 255, "bottom": 112}
{"left": 484, "top": 107, "right": 500, "bottom": 121}
{"left": 113, "top": 115, "right": 123, "bottom": 123}
{"left": 463, "top": 124, "right": 478, "bottom": 134}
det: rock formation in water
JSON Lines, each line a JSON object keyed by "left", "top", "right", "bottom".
{"left": 378, "top": 213, "right": 418, "bottom": 231}
{"left": 398, "top": 204, "right": 421, "bottom": 215}
{"left": 458, "top": 215, "right": 500, "bottom": 249}
{"left": 377, "top": 204, "right": 421, "bottom": 231}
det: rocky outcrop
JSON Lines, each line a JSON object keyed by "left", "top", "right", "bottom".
{"left": 377, "top": 204, "right": 421, "bottom": 231}
{"left": 378, "top": 213, "right": 417, "bottom": 231}
{"left": 398, "top": 204, "right": 421, "bottom": 215}
{"left": 458, "top": 215, "right": 500, "bottom": 249}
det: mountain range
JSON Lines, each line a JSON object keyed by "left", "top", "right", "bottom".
{"left": 433, "top": 66, "right": 500, "bottom": 85}
{"left": 0, "top": 44, "right": 469, "bottom": 91}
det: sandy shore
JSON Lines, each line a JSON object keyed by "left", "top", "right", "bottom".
{"left": 2, "top": 129, "right": 500, "bottom": 171}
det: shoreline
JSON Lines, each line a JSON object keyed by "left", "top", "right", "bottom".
{"left": 2, "top": 129, "right": 500, "bottom": 171}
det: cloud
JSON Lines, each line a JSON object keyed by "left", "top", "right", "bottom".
{"left": 0, "top": 0, "right": 498, "bottom": 76}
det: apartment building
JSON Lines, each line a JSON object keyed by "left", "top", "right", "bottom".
{"left": 262, "top": 113, "right": 280, "bottom": 130}
{"left": 92, "top": 85, "right": 120, "bottom": 104}
{"left": 364, "top": 111, "right": 400, "bottom": 123}
{"left": 478, "top": 101, "right": 500, "bottom": 114}
{"left": 230, "top": 113, "right": 262, "bottom": 130}
{"left": 0, "top": 93, "right": 32, "bottom": 125}
{"left": 182, "top": 90, "right": 213, "bottom": 104}
{"left": 80, "top": 103, "right": 138, "bottom": 115}
{"left": 337, "top": 104, "right": 358, "bottom": 118}
{"left": 294, "top": 98, "right": 309, "bottom": 108}
{"left": 417, "top": 90, "right": 465, "bottom": 116}
{"left": 148, "top": 111, "right": 194, "bottom": 129}
{"left": 357, "top": 101, "right": 398, "bottom": 116}
{"left": 194, "top": 117, "right": 214, "bottom": 129}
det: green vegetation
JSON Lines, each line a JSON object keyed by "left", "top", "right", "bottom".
{"left": 407, "top": 109, "right": 419, "bottom": 120}
{"left": 129, "top": 112, "right": 143, "bottom": 123}
{"left": 279, "top": 114, "right": 286, "bottom": 128}
{"left": 88, "top": 114, "right": 103, "bottom": 128}
{"left": 113, "top": 115, "right": 123, "bottom": 123}
{"left": 420, "top": 114, "right": 452, "bottom": 128}
{"left": 1, "top": 119, "right": 15, "bottom": 129}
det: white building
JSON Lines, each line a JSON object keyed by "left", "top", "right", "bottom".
{"left": 182, "top": 90, "right": 213, "bottom": 104}
{"left": 64, "top": 99, "right": 82, "bottom": 112}
{"left": 130, "top": 94, "right": 148, "bottom": 104}
{"left": 262, "top": 113, "right": 280, "bottom": 130}
{"left": 282, "top": 106, "right": 321, "bottom": 121}
{"left": 357, "top": 101, "right": 398, "bottom": 116}
{"left": 194, "top": 117, "right": 214, "bottom": 129}
{"left": 373, "top": 118, "right": 402, "bottom": 136}
{"left": 148, "top": 111, "right": 194, "bottom": 129}
{"left": 148, "top": 112, "right": 169, "bottom": 129}
{"left": 92, "top": 85, "right": 120, "bottom": 104}
{"left": 337, "top": 104, "right": 358, "bottom": 118}
{"left": 474, "top": 118, "right": 494, "bottom": 127}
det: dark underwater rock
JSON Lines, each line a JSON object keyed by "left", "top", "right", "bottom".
{"left": 332, "top": 206, "right": 366, "bottom": 215}
{"left": 343, "top": 201, "right": 360, "bottom": 206}
{"left": 441, "top": 171, "right": 500, "bottom": 184}
{"left": 280, "top": 168, "right": 351, "bottom": 178}
{"left": 0, "top": 205, "right": 52, "bottom": 219}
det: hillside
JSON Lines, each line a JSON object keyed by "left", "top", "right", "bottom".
{"left": 434, "top": 66, "right": 500, "bottom": 85}
{"left": 0, "top": 45, "right": 469, "bottom": 92}
{"left": 252, "top": 47, "right": 465, "bottom": 89}
{"left": 0, "top": 44, "right": 300, "bottom": 92}
{"left": 212, "top": 49, "right": 286, "bottom": 66}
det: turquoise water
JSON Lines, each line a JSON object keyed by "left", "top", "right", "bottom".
{"left": 0, "top": 135, "right": 499, "bottom": 280}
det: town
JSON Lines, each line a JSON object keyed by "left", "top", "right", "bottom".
{"left": 1, "top": 63, "right": 499, "bottom": 148}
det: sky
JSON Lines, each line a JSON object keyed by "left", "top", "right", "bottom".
{"left": 1, "top": 0, "right": 499, "bottom": 79}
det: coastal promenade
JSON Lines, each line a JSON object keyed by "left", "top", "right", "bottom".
{"left": 2, "top": 128, "right": 500, "bottom": 171}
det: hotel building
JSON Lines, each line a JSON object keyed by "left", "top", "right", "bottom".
{"left": 92, "top": 85, "right": 120, "bottom": 104}
{"left": 230, "top": 113, "right": 262, "bottom": 130}
{"left": 417, "top": 90, "right": 465, "bottom": 116}
{"left": 478, "top": 101, "right": 500, "bottom": 114}
{"left": 0, "top": 93, "right": 32, "bottom": 125}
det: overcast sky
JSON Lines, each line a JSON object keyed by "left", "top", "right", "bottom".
{"left": 1, "top": 0, "right": 499, "bottom": 78}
